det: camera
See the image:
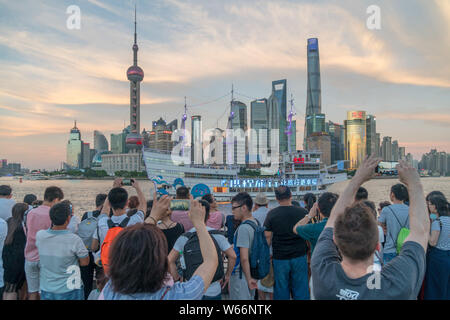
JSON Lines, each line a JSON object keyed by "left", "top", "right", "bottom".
{"left": 122, "top": 178, "right": 135, "bottom": 186}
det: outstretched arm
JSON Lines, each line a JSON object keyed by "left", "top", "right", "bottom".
{"left": 325, "top": 155, "right": 381, "bottom": 229}
{"left": 397, "top": 160, "right": 429, "bottom": 252}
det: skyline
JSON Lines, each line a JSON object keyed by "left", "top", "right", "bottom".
{"left": 1, "top": 0, "right": 449, "bottom": 170}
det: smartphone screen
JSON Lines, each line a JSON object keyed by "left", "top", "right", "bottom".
{"left": 170, "top": 199, "right": 190, "bottom": 211}
{"left": 122, "top": 178, "right": 132, "bottom": 186}
{"left": 376, "top": 161, "right": 399, "bottom": 175}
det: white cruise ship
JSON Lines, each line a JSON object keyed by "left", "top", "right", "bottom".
{"left": 143, "top": 147, "right": 347, "bottom": 201}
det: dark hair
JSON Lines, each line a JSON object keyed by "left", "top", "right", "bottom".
{"left": 176, "top": 186, "right": 190, "bottom": 199}
{"left": 95, "top": 193, "right": 107, "bottom": 208}
{"left": 379, "top": 201, "right": 391, "bottom": 210}
{"left": 44, "top": 186, "right": 64, "bottom": 202}
{"left": 334, "top": 202, "right": 379, "bottom": 261}
{"left": 23, "top": 194, "right": 37, "bottom": 205}
{"left": 201, "top": 194, "right": 214, "bottom": 204}
{"left": 275, "top": 185, "right": 292, "bottom": 201}
{"left": 5, "top": 203, "right": 28, "bottom": 245}
{"left": 429, "top": 195, "right": 449, "bottom": 217}
{"left": 292, "top": 200, "right": 301, "bottom": 207}
{"left": 49, "top": 201, "right": 72, "bottom": 226}
{"left": 95, "top": 269, "right": 108, "bottom": 293}
{"left": 362, "top": 200, "right": 377, "bottom": 220}
{"left": 303, "top": 193, "right": 316, "bottom": 211}
{"left": 231, "top": 192, "right": 253, "bottom": 212}
{"left": 128, "top": 196, "right": 139, "bottom": 209}
{"left": 108, "top": 187, "right": 128, "bottom": 210}
{"left": 0, "top": 185, "right": 12, "bottom": 196}
{"left": 145, "top": 200, "right": 153, "bottom": 219}
{"left": 355, "top": 187, "right": 368, "bottom": 201}
{"left": 318, "top": 192, "right": 339, "bottom": 218}
{"left": 426, "top": 191, "right": 447, "bottom": 202}
{"left": 32, "top": 200, "right": 43, "bottom": 207}
{"left": 390, "top": 184, "right": 408, "bottom": 202}
{"left": 108, "top": 224, "right": 169, "bottom": 294}
{"left": 198, "top": 199, "right": 211, "bottom": 223}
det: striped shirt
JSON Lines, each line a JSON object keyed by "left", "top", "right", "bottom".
{"left": 431, "top": 216, "right": 450, "bottom": 251}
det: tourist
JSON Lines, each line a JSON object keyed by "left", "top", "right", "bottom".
{"left": 229, "top": 192, "right": 258, "bottom": 300}
{"left": 91, "top": 178, "right": 146, "bottom": 251}
{"left": 202, "top": 194, "right": 224, "bottom": 230}
{"left": 225, "top": 213, "right": 240, "bottom": 245}
{"left": 100, "top": 196, "right": 218, "bottom": 300}
{"left": 362, "top": 200, "right": 385, "bottom": 269}
{"left": 36, "top": 201, "right": 89, "bottom": 300}
{"left": 424, "top": 194, "right": 450, "bottom": 300}
{"left": 377, "top": 201, "right": 391, "bottom": 238}
{"left": 157, "top": 205, "right": 185, "bottom": 254}
{"left": 252, "top": 193, "right": 273, "bottom": 300}
{"left": 302, "top": 193, "right": 316, "bottom": 211}
{"left": 24, "top": 186, "right": 64, "bottom": 300}
{"left": 378, "top": 183, "right": 410, "bottom": 263}
{"left": 169, "top": 199, "right": 236, "bottom": 300}
{"left": 78, "top": 193, "right": 107, "bottom": 300}
{"left": 2, "top": 203, "right": 28, "bottom": 300}
{"left": 23, "top": 194, "right": 37, "bottom": 210}
{"left": 64, "top": 200, "right": 80, "bottom": 234}
{"left": 127, "top": 195, "right": 139, "bottom": 216}
{"left": 171, "top": 186, "right": 193, "bottom": 231}
{"left": 0, "top": 185, "right": 15, "bottom": 221}
{"left": 265, "top": 186, "right": 309, "bottom": 300}
{"left": 0, "top": 214, "right": 6, "bottom": 299}
{"left": 311, "top": 156, "right": 429, "bottom": 299}
{"left": 87, "top": 268, "right": 108, "bottom": 300}
{"left": 355, "top": 187, "right": 369, "bottom": 201}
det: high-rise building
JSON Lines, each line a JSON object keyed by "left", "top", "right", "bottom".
{"left": 307, "top": 132, "right": 331, "bottom": 166}
{"left": 82, "top": 142, "right": 91, "bottom": 168}
{"left": 94, "top": 130, "right": 109, "bottom": 152}
{"left": 304, "top": 38, "right": 322, "bottom": 149}
{"left": 111, "top": 126, "right": 130, "bottom": 154}
{"left": 191, "top": 115, "right": 202, "bottom": 164}
{"left": 344, "top": 111, "right": 367, "bottom": 169}
{"left": 1, "top": 159, "right": 7, "bottom": 168}
{"left": 305, "top": 114, "right": 326, "bottom": 137}
{"left": 125, "top": 7, "right": 144, "bottom": 151}
{"left": 391, "top": 140, "right": 399, "bottom": 161}
{"left": 327, "top": 121, "right": 345, "bottom": 164}
{"left": 366, "top": 115, "right": 377, "bottom": 156}
{"left": 381, "top": 137, "right": 392, "bottom": 161}
{"left": 250, "top": 98, "right": 268, "bottom": 131}
{"left": 268, "top": 79, "right": 287, "bottom": 153}
{"left": 399, "top": 147, "right": 406, "bottom": 160}
{"left": 66, "top": 121, "right": 83, "bottom": 169}
{"left": 167, "top": 119, "right": 178, "bottom": 132}
{"left": 148, "top": 117, "right": 174, "bottom": 152}
{"left": 231, "top": 101, "right": 248, "bottom": 165}
{"left": 375, "top": 133, "right": 381, "bottom": 157}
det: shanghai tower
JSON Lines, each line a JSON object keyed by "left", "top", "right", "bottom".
{"left": 304, "top": 38, "right": 324, "bottom": 149}
{"left": 125, "top": 6, "right": 144, "bottom": 151}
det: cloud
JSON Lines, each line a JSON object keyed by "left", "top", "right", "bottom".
{"left": 378, "top": 112, "right": 450, "bottom": 126}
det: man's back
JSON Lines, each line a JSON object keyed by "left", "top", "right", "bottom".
{"left": 94, "top": 211, "right": 144, "bottom": 245}
{"left": 0, "top": 198, "right": 15, "bottom": 221}
{"left": 311, "top": 227, "right": 426, "bottom": 300}
{"left": 378, "top": 204, "right": 409, "bottom": 254}
{"left": 252, "top": 207, "right": 269, "bottom": 228}
{"left": 264, "top": 205, "right": 308, "bottom": 260}
{"left": 25, "top": 205, "right": 52, "bottom": 262}
{"left": 36, "top": 229, "right": 88, "bottom": 294}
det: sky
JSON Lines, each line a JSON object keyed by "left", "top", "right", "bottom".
{"left": 0, "top": 0, "right": 449, "bottom": 170}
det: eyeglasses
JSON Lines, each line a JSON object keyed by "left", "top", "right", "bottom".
{"left": 231, "top": 204, "right": 244, "bottom": 211}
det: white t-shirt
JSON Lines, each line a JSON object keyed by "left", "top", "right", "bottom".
{"left": 0, "top": 198, "right": 16, "bottom": 221}
{"left": 93, "top": 211, "right": 144, "bottom": 244}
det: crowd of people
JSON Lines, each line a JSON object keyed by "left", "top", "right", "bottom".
{"left": 0, "top": 156, "right": 448, "bottom": 300}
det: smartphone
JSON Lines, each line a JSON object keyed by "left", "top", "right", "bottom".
{"left": 170, "top": 199, "right": 190, "bottom": 211}
{"left": 376, "top": 161, "right": 399, "bottom": 175}
{"left": 122, "top": 178, "right": 134, "bottom": 186}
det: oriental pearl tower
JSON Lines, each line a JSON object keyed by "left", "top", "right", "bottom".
{"left": 125, "top": 6, "right": 144, "bottom": 151}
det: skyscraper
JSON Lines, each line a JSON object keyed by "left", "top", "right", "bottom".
{"left": 66, "top": 121, "right": 83, "bottom": 169}
{"left": 82, "top": 142, "right": 91, "bottom": 168}
{"left": 375, "top": 133, "right": 381, "bottom": 157}
{"left": 148, "top": 117, "right": 174, "bottom": 152}
{"left": 327, "top": 121, "right": 345, "bottom": 164}
{"left": 191, "top": 115, "right": 202, "bottom": 164}
{"left": 125, "top": 7, "right": 144, "bottom": 151}
{"left": 366, "top": 115, "right": 377, "bottom": 156}
{"left": 392, "top": 140, "right": 399, "bottom": 161}
{"left": 268, "top": 79, "right": 287, "bottom": 153}
{"left": 250, "top": 98, "right": 268, "bottom": 131}
{"left": 94, "top": 130, "right": 109, "bottom": 152}
{"left": 304, "top": 38, "right": 322, "bottom": 149}
{"left": 381, "top": 136, "right": 392, "bottom": 161}
{"left": 344, "top": 111, "right": 367, "bottom": 169}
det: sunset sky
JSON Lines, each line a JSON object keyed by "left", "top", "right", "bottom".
{"left": 0, "top": 0, "right": 449, "bottom": 170}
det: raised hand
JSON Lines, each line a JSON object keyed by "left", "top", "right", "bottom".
{"left": 113, "top": 178, "right": 123, "bottom": 188}
{"left": 188, "top": 199, "right": 206, "bottom": 227}
{"left": 146, "top": 193, "right": 172, "bottom": 223}
{"left": 397, "top": 160, "right": 421, "bottom": 189}
{"left": 353, "top": 155, "right": 382, "bottom": 185}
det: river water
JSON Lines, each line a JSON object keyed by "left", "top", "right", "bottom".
{"left": 1, "top": 176, "right": 449, "bottom": 218}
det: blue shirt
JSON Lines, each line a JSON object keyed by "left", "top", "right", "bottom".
{"left": 101, "top": 274, "right": 205, "bottom": 300}
{"left": 378, "top": 204, "right": 410, "bottom": 254}
{"left": 296, "top": 218, "right": 328, "bottom": 253}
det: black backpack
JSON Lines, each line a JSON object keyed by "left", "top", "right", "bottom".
{"left": 181, "top": 230, "right": 224, "bottom": 282}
